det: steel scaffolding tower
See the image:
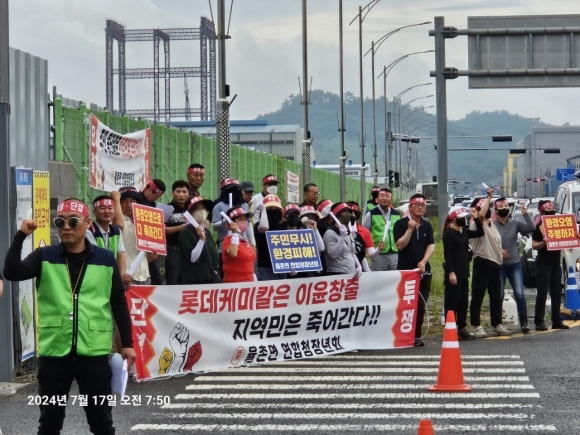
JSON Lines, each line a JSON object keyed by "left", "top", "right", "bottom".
{"left": 105, "top": 17, "right": 216, "bottom": 122}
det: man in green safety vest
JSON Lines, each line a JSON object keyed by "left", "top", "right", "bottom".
{"left": 3, "top": 198, "right": 136, "bottom": 434}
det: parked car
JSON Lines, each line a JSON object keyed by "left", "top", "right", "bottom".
{"left": 518, "top": 233, "right": 537, "bottom": 288}
{"left": 553, "top": 174, "right": 580, "bottom": 301}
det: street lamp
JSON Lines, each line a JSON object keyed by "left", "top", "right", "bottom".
{"left": 378, "top": 50, "right": 433, "bottom": 179}
{"left": 350, "top": 0, "right": 382, "bottom": 204}
{"left": 364, "top": 21, "right": 431, "bottom": 186}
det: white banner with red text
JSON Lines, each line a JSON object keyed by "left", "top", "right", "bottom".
{"left": 89, "top": 114, "right": 151, "bottom": 192}
{"left": 126, "top": 270, "right": 420, "bottom": 381}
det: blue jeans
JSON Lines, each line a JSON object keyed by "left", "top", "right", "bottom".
{"left": 500, "top": 261, "right": 527, "bottom": 317}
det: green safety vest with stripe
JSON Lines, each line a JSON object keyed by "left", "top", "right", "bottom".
{"left": 369, "top": 207, "right": 400, "bottom": 253}
{"left": 36, "top": 248, "right": 115, "bottom": 357}
{"left": 90, "top": 222, "right": 122, "bottom": 259}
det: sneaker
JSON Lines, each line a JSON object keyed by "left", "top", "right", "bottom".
{"left": 552, "top": 322, "right": 570, "bottom": 330}
{"left": 473, "top": 326, "right": 487, "bottom": 338}
{"left": 535, "top": 323, "right": 548, "bottom": 331}
{"left": 458, "top": 328, "right": 476, "bottom": 340}
{"left": 493, "top": 324, "right": 512, "bottom": 336}
{"left": 413, "top": 338, "right": 425, "bottom": 347}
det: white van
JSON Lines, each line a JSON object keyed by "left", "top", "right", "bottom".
{"left": 553, "top": 171, "right": 580, "bottom": 299}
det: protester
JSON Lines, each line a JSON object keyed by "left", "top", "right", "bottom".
{"left": 251, "top": 174, "right": 279, "bottom": 220}
{"left": 299, "top": 183, "right": 320, "bottom": 208}
{"left": 469, "top": 188, "right": 512, "bottom": 337}
{"left": 362, "top": 185, "right": 380, "bottom": 216}
{"left": 393, "top": 193, "right": 435, "bottom": 346}
{"left": 222, "top": 207, "right": 256, "bottom": 283}
{"left": 140, "top": 179, "right": 166, "bottom": 206}
{"left": 112, "top": 187, "right": 155, "bottom": 286}
{"left": 186, "top": 163, "right": 205, "bottom": 197}
{"left": 164, "top": 180, "right": 190, "bottom": 285}
{"left": 240, "top": 181, "right": 255, "bottom": 206}
{"left": 493, "top": 197, "right": 535, "bottom": 333}
{"left": 532, "top": 200, "right": 570, "bottom": 330}
{"left": 441, "top": 205, "right": 484, "bottom": 341}
{"left": 86, "top": 195, "right": 126, "bottom": 274}
{"left": 178, "top": 195, "right": 219, "bottom": 285}
{"left": 323, "top": 202, "right": 361, "bottom": 276}
{"left": 346, "top": 201, "right": 377, "bottom": 272}
{"left": 254, "top": 195, "right": 286, "bottom": 281}
{"left": 363, "top": 187, "right": 400, "bottom": 271}
{"left": 3, "top": 198, "right": 135, "bottom": 434}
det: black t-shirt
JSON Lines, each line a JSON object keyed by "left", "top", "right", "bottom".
{"left": 532, "top": 223, "right": 561, "bottom": 265}
{"left": 165, "top": 201, "right": 187, "bottom": 246}
{"left": 393, "top": 217, "right": 435, "bottom": 272}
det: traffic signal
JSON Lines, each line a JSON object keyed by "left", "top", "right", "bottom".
{"left": 388, "top": 170, "right": 395, "bottom": 185}
{"left": 394, "top": 171, "right": 400, "bottom": 187}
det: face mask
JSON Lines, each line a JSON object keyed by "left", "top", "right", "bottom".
{"left": 193, "top": 209, "right": 208, "bottom": 224}
{"left": 286, "top": 216, "right": 301, "bottom": 227}
{"left": 266, "top": 185, "right": 278, "bottom": 195}
{"left": 236, "top": 220, "right": 248, "bottom": 233}
{"left": 338, "top": 213, "right": 352, "bottom": 225}
{"left": 455, "top": 217, "right": 466, "bottom": 227}
{"left": 544, "top": 210, "right": 556, "bottom": 215}
{"left": 497, "top": 209, "right": 509, "bottom": 218}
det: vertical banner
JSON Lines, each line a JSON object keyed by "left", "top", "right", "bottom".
{"left": 14, "top": 167, "right": 35, "bottom": 361}
{"left": 32, "top": 171, "right": 50, "bottom": 249}
{"left": 286, "top": 170, "right": 300, "bottom": 203}
{"left": 89, "top": 114, "right": 151, "bottom": 192}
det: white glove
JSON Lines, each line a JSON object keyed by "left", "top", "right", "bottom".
{"left": 230, "top": 233, "right": 240, "bottom": 246}
{"left": 339, "top": 225, "right": 349, "bottom": 237}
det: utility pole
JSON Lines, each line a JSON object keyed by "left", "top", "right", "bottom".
{"left": 215, "top": 0, "right": 231, "bottom": 185}
{"left": 0, "top": 0, "right": 14, "bottom": 381}
{"left": 301, "top": 0, "right": 311, "bottom": 185}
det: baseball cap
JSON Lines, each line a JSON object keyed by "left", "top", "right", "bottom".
{"left": 240, "top": 181, "right": 255, "bottom": 192}
{"left": 187, "top": 195, "right": 214, "bottom": 213}
{"left": 262, "top": 174, "right": 278, "bottom": 185}
{"left": 119, "top": 186, "right": 142, "bottom": 201}
{"left": 220, "top": 178, "right": 240, "bottom": 189}
{"left": 226, "top": 207, "right": 252, "bottom": 221}
{"left": 283, "top": 204, "right": 300, "bottom": 217}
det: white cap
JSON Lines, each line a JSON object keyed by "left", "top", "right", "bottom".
{"left": 448, "top": 205, "right": 469, "bottom": 221}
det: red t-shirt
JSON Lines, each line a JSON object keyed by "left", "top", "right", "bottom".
{"left": 222, "top": 234, "right": 257, "bottom": 283}
{"left": 356, "top": 224, "right": 374, "bottom": 249}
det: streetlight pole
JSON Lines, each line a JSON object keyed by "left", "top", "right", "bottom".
{"left": 364, "top": 21, "right": 431, "bottom": 186}
{"left": 338, "top": 0, "right": 346, "bottom": 201}
{"left": 350, "top": 0, "right": 381, "bottom": 204}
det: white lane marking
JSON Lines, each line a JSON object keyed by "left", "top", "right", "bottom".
{"left": 185, "top": 383, "right": 534, "bottom": 390}
{"left": 231, "top": 360, "right": 524, "bottom": 366}
{"left": 192, "top": 375, "right": 530, "bottom": 382}
{"left": 161, "top": 402, "right": 538, "bottom": 410}
{"left": 194, "top": 367, "right": 527, "bottom": 373}
{"left": 150, "top": 412, "right": 533, "bottom": 420}
{"left": 174, "top": 392, "right": 541, "bottom": 400}
{"left": 130, "top": 423, "right": 557, "bottom": 431}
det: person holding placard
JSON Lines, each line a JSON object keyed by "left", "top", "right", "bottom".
{"left": 222, "top": 207, "right": 256, "bottom": 283}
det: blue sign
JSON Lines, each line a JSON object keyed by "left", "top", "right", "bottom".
{"left": 557, "top": 168, "right": 575, "bottom": 181}
{"left": 266, "top": 229, "right": 323, "bottom": 274}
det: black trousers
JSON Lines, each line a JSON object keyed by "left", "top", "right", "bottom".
{"left": 534, "top": 259, "right": 562, "bottom": 324}
{"left": 164, "top": 245, "right": 180, "bottom": 285}
{"left": 415, "top": 274, "right": 431, "bottom": 338}
{"left": 444, "top": 274, "right": 469, "bottom": 330}
{"left": 470, "top": 257, "right": 503, "bottom": 327}
{"left": 37, "top": 354, "right": 114, "bottom": 435}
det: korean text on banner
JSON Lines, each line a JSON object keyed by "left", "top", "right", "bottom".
{"left": 132, "top": 203, "right": 167, "bottom": 255}
{"left": 286, "top": 170, "right": 300, "bottom": 203}
{"left": 126, "top": 270, "right": 420, "bottom": 381}
{"left": 89, "top": 114, "right": 151, "bottom": 191}
{"left": 266, "top": 229, "right": 322, "bottom": 274}
{"left": 541, "top": 214, "right": 580, "bottom": 250}
{"left": 33, "top": 171, "right": 50, "bottom": 249}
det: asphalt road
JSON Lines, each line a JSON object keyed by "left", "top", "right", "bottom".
{"left": 2, "top": 318, "right": 580, "bottom": 435}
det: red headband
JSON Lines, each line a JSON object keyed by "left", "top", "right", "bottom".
{"left": 448, "top": 207, "right": 468, "bottom": 221}
{"left": 228, "top": 207, "right": 248, "bottom": 220}
{"left": 94, "top": 198, "right": 113, "bottom": 208}
{"left": 57, "top": 200, "right": 90, "bottom": 217}
{"left": 263, "top": 175, "right": 278, "bottom": 184}
{"left": 332, "top": 202, "right": 351, "bottom": 216}
{"left": 410, "top": 197, "right": 426, "bottom": 205}
{"left": 147, "top": 180, "right": 163, "bottom": 194}
{"left": 494, "top": 199, "right": 507, "bottom": 209}
{"left": 539, "top": 201, "right": 554, "bottom": 213}
{"left": 187, "top": 167, "right": 205, "bottom": 174}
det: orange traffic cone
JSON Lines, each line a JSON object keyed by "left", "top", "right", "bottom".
{"left": 417, "top": 418, "right": 435, "bottom": 434}
{"left": 428, "top": 310, "right": 472, "bottom": 392}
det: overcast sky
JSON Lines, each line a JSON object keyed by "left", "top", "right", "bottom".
{"left": 8, "top": 0, "right": 580, "bottom": 126}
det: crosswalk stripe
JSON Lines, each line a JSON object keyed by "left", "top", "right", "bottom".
{"left": 160, "top": 402, "right": 537, "bottom": 410}
{"left": 185, "top": 383, "right": 534, "bottom": 390}
{"left": 192, "top": 375, "right": 530, "bottom": 382}
{"left": 174, "top": 392, "right": 541, "bottom": 399}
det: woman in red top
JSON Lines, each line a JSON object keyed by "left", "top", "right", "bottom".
{"left": 222, "top": 207, "right": 256, "bottom": 283}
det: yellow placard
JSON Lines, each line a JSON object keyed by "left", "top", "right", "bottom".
{"left": 33, "top": 171, "right": 51, "bottom": 248}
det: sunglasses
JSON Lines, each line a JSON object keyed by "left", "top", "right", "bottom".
{"left": 54, "top": 216, "right": 87, "bottom": 229}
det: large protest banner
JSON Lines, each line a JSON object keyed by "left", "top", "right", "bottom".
{"left": 89, "top": 114, "right": 151, "bottom": 191}
{"left": 126, "top": 270, "right": 420, "bottom": 381}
